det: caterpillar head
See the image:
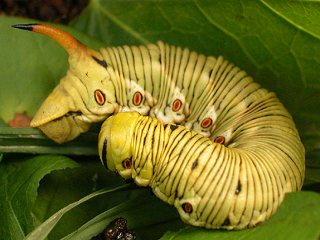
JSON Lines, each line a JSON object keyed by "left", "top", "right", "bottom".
{"left": 12, "top": 24, "right": 118, "bottom": 143}
{"left": 98, "top": 112, "right": 140, "bottom": 179}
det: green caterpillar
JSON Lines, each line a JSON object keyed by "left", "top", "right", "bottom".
{"left": 13, "top": 24, "right": 305, "bottom": 229}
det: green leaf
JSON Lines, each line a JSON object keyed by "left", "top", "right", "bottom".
{"left": 0, "top": 118, "right": 7, "bottom": 127}
{"left": 260, "top": 0, "right": 320, "bottom": 40}
{"left": 160, "top": 192, "right": 320, "bottom": 240}
{"left": 59, "top": 189, "right": 181, "bottom": 240}
{"left": 26, "top": 184, "right": 131, "bottom": 240}
{"left": 0, "top": 127, "right": 98, "bottom": 155}
{"left": 305, "top": 152, "right": 320, "bottom": 187}
{"left": 0, "top": 155, "right": 78, "bottom": 240}
{"left": 32, "top": 161, "right": 181, "bottom": 240}
{"left": 32, "top": 161, "right": 129, "bottom": 239}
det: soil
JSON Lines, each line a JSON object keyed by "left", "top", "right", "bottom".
{"left": 0, "top": 0, "right": 89, "bottom": 23}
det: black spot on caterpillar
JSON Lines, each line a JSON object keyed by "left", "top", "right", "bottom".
{"left": 191, "top": 159, "right": 198, "bottom": 170}
{"left": 235, "top": 180, "right": 241, "bottom": 195}
{"left": 65, "top": 111, "right": 82, "bottom": 117}
{"left": 222, "top": 217, "right": 231, "bottom": 227}
{"left": 92, "top": 56, "right": 108, "bottom": 68}
{"left": 101, "top": 138, "right": 108, "bottom": 167}
{"left": 170, "top": 125, "right": 178, "bottom": 131}
{"left": 164, "top": 124, "right": 178, "bottom": 132}
{"left": 13, "top": 24, "right": 305, "bottom": 230}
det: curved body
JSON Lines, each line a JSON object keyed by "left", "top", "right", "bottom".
{"left": 13, "top": 24, "right": 305, "bottom": 229}
{"left": 99, "top": 111, "right": 304, "bottom": 230}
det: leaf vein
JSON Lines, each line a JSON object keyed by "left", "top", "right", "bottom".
{"left": 93, "top": 0, "right": 149, "bottom": 45}
{"left": 259, "top": 0, "right": 320, "bottom": 41}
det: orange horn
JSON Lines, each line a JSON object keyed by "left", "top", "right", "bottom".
{"left": 12, "top": 23, "right": 85, "bottom": 54}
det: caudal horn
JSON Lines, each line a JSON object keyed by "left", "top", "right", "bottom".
{"left": 12, "top": 23, "right": 86, "bottom": 55}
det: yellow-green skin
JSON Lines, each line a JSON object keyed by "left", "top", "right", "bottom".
{"left": 30, "top": 46, "right": 117, "bottom": 142}
{"left": 98, "top": 112, "right": 304, "bottom": 230}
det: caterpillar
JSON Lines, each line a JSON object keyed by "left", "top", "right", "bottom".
{"left": 13, "top": 24, "right": 305, "bottom": 229}
{"left": 98, "top": 112, "right": 304, "bottom": 229}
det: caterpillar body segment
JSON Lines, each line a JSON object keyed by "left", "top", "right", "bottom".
{"left": 98, "top": 112, "right": 304, "bottom": 230}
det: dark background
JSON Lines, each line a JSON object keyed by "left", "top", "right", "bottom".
{"left": 0, "top": 0, "right": 88, "bottom": 23}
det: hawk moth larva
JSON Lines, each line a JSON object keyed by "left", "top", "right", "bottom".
{"left": 12, "top": 24, "right": 305, "bottom": 229}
